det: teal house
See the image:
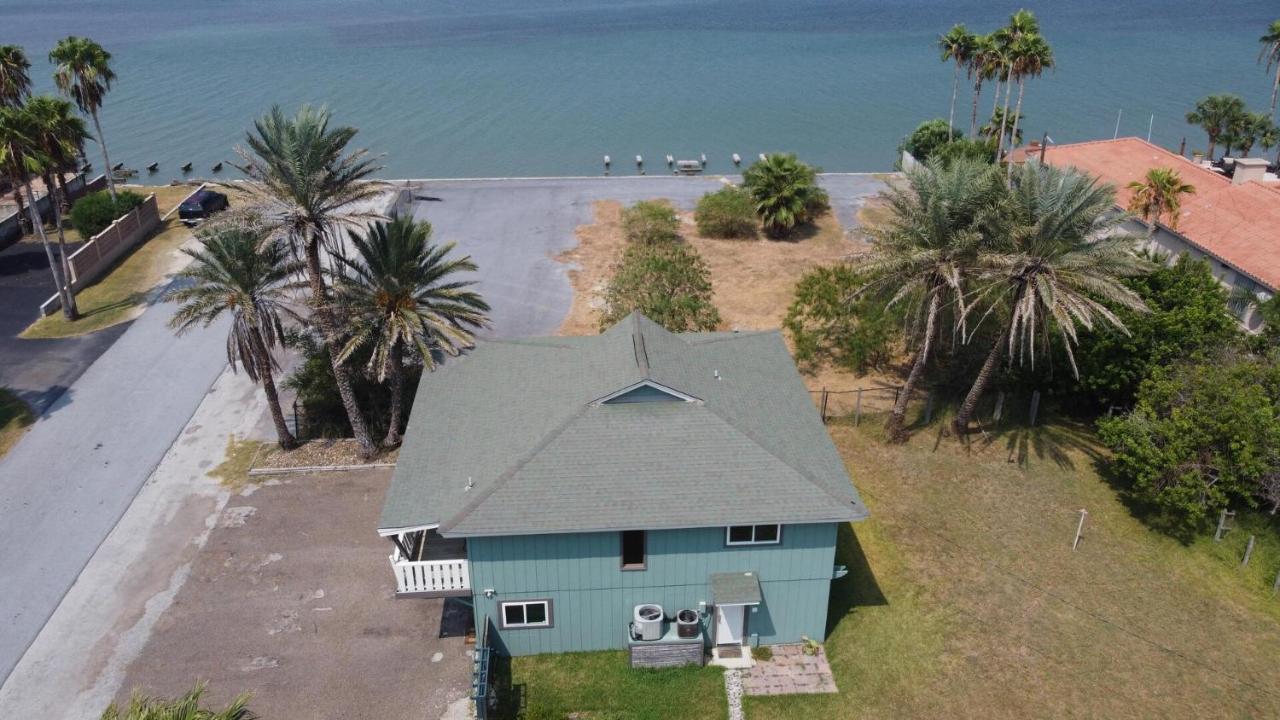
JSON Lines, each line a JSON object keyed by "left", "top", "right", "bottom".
{"left": 378, "top": 313, "right": 868, "bottom": 664}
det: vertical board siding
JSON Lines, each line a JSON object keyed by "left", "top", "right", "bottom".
{"left": 468, "top": 523, "right": 837, "bottom": 656}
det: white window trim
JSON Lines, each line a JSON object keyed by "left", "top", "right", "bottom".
{"left": 592, "top": 380, "right": 701, "bottom": 405}
{"left": 500, "top": 599, "right": 553, "bottom": 629}
{"left": 725, "top": 524, "right": 782, "bottom": 546}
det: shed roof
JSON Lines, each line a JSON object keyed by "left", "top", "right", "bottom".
{"left": 379, "top": 313, "right": 868, "bottom": 537}
{"left": 711, "top": 572, "right": 763, "bottom": 605}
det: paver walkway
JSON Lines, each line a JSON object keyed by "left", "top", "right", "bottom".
{"left": 741, "top": 645, "right": 838, "bottom": 695}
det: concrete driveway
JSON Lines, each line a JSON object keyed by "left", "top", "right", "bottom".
{"left": 407, "top": 174, "right": 885, "bottom": 338}
{"left": 115, "top": 468, "right": 472, "bottom": 719}
{"left": 0, "top": 240, "right": 127, "bottom": 413}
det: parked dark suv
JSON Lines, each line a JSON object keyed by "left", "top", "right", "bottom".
{"left": 178, "top": 189, "right": 229, "bottom": 224}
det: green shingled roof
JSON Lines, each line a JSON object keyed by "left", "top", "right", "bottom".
{"left": 711, "top": 572, "right": 763, "bottom": 605}
{"left": 379, "top": 313, "right": 868, "bottom": 537}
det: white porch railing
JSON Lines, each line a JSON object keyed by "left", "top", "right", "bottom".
{"left": 389, "top": 548, "right": 471, "bottom": 595}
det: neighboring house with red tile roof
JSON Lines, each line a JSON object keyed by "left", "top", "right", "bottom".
{"left": 1011, "top": 137, "right": 1279, "bottom": 331}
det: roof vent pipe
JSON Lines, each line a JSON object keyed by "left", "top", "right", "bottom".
{"left": 714, "top": 370, "right": 721, "bottom": 381}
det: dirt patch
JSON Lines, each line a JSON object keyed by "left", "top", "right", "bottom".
{"left": 252, "top": 439, "right": 398, "bottom": 471}
{"left": 557, "top": 202, "right": 869, "bottom": 335}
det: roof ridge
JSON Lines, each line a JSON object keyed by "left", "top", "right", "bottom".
{"left": 438, "top": 403, "right": 593, "bottom": 533}
{"left": 698, "top": 398, "right": 858, "bottom": 516}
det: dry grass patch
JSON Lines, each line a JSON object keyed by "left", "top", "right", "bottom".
{"left": 557, "top": 200, "right": 867, "bottom": 336}
{"left": 252, "top": 438, "right": 398, "bottom": 470}
{"left": 0, "top": 388, "right": 35, "bottom": 459}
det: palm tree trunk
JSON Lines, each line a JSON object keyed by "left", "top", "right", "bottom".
{"left": 970, "top": 77, "right": 983, "bottom": 139}
{"left": 89, "top": 109, "right": 116, "bottom": 201}
{"left": 992, "top": 78, "right": 1002, "bottom": 117}
{"left": 43, "top": 172, "right": 78, "bottom": 320}
{"left": 12, "top": 186, "right": 30, "bottom": 233}
{"left": 302, "top": 234, "right": 376, "bottom": 457}
{"left": 383, "top": 342, "right": 405, "bottom": 448}
{"left": 252, "top": 326, "right": 297, "bottom": 450}
{"left": 952, "top": 322, "right": 1010, "bottom": 437}
{"left": 24, "top": 182, "right": 73, "bottom": 314}
{"left": 948, "top": 64, "right": 960, "bottom": 134}
{"left": 1007, "top": 79, "right": 1027, "bottom": 180}
{"left": 1271, "top": 67, "right": 1279, "bottom": 120}
{"left": 1207, "top": 134, "right": 1217, "bottom": 162}
{"left": 996, "top": 69, "right": 1014, "bottom": 162}
{"left": 886, "top": 292, "right": 939, "bottom": 443}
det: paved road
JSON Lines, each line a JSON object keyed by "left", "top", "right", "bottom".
{"left": 0, "top": 241, "right": 128, "bottom": 413}
{"left": 407, "top": 174, "right": 886, "bottom": 338}
{"left": 0, "top": 274, "right": 229, "bottom": 685}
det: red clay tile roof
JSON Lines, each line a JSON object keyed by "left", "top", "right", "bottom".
{"left": 1014, "top": 137, "right": 1280, "bottom": 291}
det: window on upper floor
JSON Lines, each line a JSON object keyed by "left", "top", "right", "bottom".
{"left": 621, "top": 530, "right": 646, "bottom": 570}
{"left": 726, "top": 524, "right": 781, "bottom": 546}
{"left": 501, "top": 600, "right": 552, "bottom": 629}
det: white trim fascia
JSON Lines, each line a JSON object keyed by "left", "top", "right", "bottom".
{"left": 592, "top": 379, "right": 701, "bottom": 405}
{"left": 377, "top": 523, "right": 439, "bottom": 537}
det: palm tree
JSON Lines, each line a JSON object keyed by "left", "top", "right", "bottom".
{"left": 859, "top": 157, "right": 1004, "bottom": 441}
{"left": 0, "top": 45, "right": 32, "bottom": 229}
{"left": 939, "top": 25, "right": 978, "bottom": 135}
{"left": 981, "top": 107, "right": 1024, "bottom": 148}
{"left": 951, "top": 162, "right": 1151, "bottom": 436}
{"left": 967, "top": 34, "right": 998, "bottom": 139}
{"left": 741, "top": 153, "right": 829, "bottom": 239}
{"left": 27, "top": 95, "right": 90, "bottom": 319}
{"left": 1127, "top": 168, "right": 1196, "bottom": 240}
{"left": 1260, "top": 20, "right": 1280, "bottom": 120}
{"left": 0, "top": 45, "right": 31, "bottom": 108}
{"left": 0, "top": 106, "right": 75, "bottom": 315}
{"left": 992, "top": 10, "right": 1041, "bottom": 163}
{"left": 231, "top": 104, "right": 385, "bottom": 457}
{"left": 49, "top": 36, "right": 117, "bottom": 200}
{"left": 331, "top": 217, "right": 489, "bottom": 447}
{"left": 1236, "top": 112, "right": 1275, "bottom": 157}
{"left": 1186, "top": 94, "right": 1246, "bottom": 161}
{"left": 101, "top": 682, "right": 255, "bottom": 720}
{"left": 1005, "top": 33, "right": 1054, "bottom": 179}
{"left": 165, "top": 224, "right": 301, "bottom": 450}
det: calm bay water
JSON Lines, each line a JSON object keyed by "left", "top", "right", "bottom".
{"left": 1, "top": 0, "right": 1276, "bottom": 180}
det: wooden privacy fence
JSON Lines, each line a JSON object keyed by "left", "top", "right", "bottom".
{"left": 40, "top": 194, "right": 161, "bottom": 316}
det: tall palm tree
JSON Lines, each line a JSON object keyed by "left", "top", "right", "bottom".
{"left": 1186, "top": 94, "right": 1246, "bottom": 161}
{"left": 0, "top": 45, "right": 32, "bottom": 229}
{"left": 1235, "top": 112, "right": 1275, "bottom": 157}
{"left": 1005, "top": 33, "right": 1054, "bottom": 179}
{"left": 331, "top": 217, "right": 489, "bottom": 447}
{"left": 858, "top": 157, "right": 1003, "bottom": 441}
{"left": 992, "top": 10, "right": 1041, "bottom": 163}
{"left": 0, "top": 45, "right": 31, "bottom": 108}
{"left": 0, "top": 106, "right": 75, "bottom": 314}
{"left": 1127, "top": 167, "right": 1196, "bottom": 240}
{"left": 49, "top": 36, "right": 117, "bottom": 200}
{"left": 967, "top": 34, "right": 997, "bottom": 139}
{"left": 1260, "top": 20, "right": 1280, "bottom": 120}
{"left": 27, "top": 95, "right": 90, "bottom": 319}
{"left": 939, "top": 25, "right": 978, "bottom": 135}
{"left": 101, "top": 682, "right": 255, "bottom": 720}
{"left": 165, "top": 224, "right": 301, "bottom": 450}
{"left": 981, "top": 106, "right": 1024, "bottom": 148}
{"left": 951, "top": 162, "right": 1151, "bottom": 436}
{"left": 741, "top": 153, "right": 829, "bottom": 239}
{"left": 231, "top": 104, "right": 385, "bottom": 457}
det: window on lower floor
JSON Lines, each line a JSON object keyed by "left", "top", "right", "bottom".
{"left": 501, "top": 600, "right": 552, "bottom": 629}
{"left": 726, "top": 524, "right": 781, "bottom": 545}
{"left": 621, "top": 530, "right": 646, "bottom": 570}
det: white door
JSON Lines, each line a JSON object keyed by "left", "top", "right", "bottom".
{"left": 716, "top": 605, "right": 744, "bottom": 645}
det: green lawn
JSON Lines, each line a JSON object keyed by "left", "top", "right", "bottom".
{"left": 0, "top": 388, "right": 35, "bottom": 458}
{"left": 745, "top": 418, "right": 1280, "bottom": 719}
{"left": 497, "top": 651, "right": 726, "bottom": 720}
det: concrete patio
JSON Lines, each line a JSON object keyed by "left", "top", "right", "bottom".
{"left": 741, "top": 644, "right": 838, "bottom": 696}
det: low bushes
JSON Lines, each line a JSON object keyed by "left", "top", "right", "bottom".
{"left": 600, "top": 242, "right": 720, "bottom": 332}
{"left": 694, "top": 186, "right": 756, "bottom": 239}
{"left": 784, "top": 264, "right": 899, "bottom": 374}
{"left": 621, "top": 200, "right": 680, "bottom": 245}
{"left": 68, "top": 189, "right": 145, "bottom": 239}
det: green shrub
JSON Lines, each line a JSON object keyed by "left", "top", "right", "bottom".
{"left": 621, "top": 200, "right": 680, "bottom": 245}
{"left": 899, "top": 119, "right": 962, "bottom": 162}
{"left": 751, "top": 646, "right": 773, "bottom": 662}
{"left": 694, "top": 186, "right": 756, "bottom": 239}
{"left": 600, "top": 242, "right": 720, "bottom": 332}
{"left": 742, "top": 153, "right": 828, "bottom": 239}
{"left": 931, "top": 137, "right": 997, "bottom": 167}
{"left": 68, "top": 189, "right": 145, "bottom": 239}
{"left": 784, "top": 264, "right": 899, "bottom": 374}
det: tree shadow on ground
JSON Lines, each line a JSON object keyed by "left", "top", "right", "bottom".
{"left": 979, "top": 417, "right": 1106, "bottom": 471}
{"left": 827, "top": 522, "right": 887, "bottom": 636}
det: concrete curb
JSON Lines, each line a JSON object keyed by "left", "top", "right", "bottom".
{"left": 246, "top": 463, "right": 396, "bottom": 477}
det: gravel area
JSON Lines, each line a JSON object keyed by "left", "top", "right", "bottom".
{"left": 725, "top": 669, "right": 744, "bottom": 720}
